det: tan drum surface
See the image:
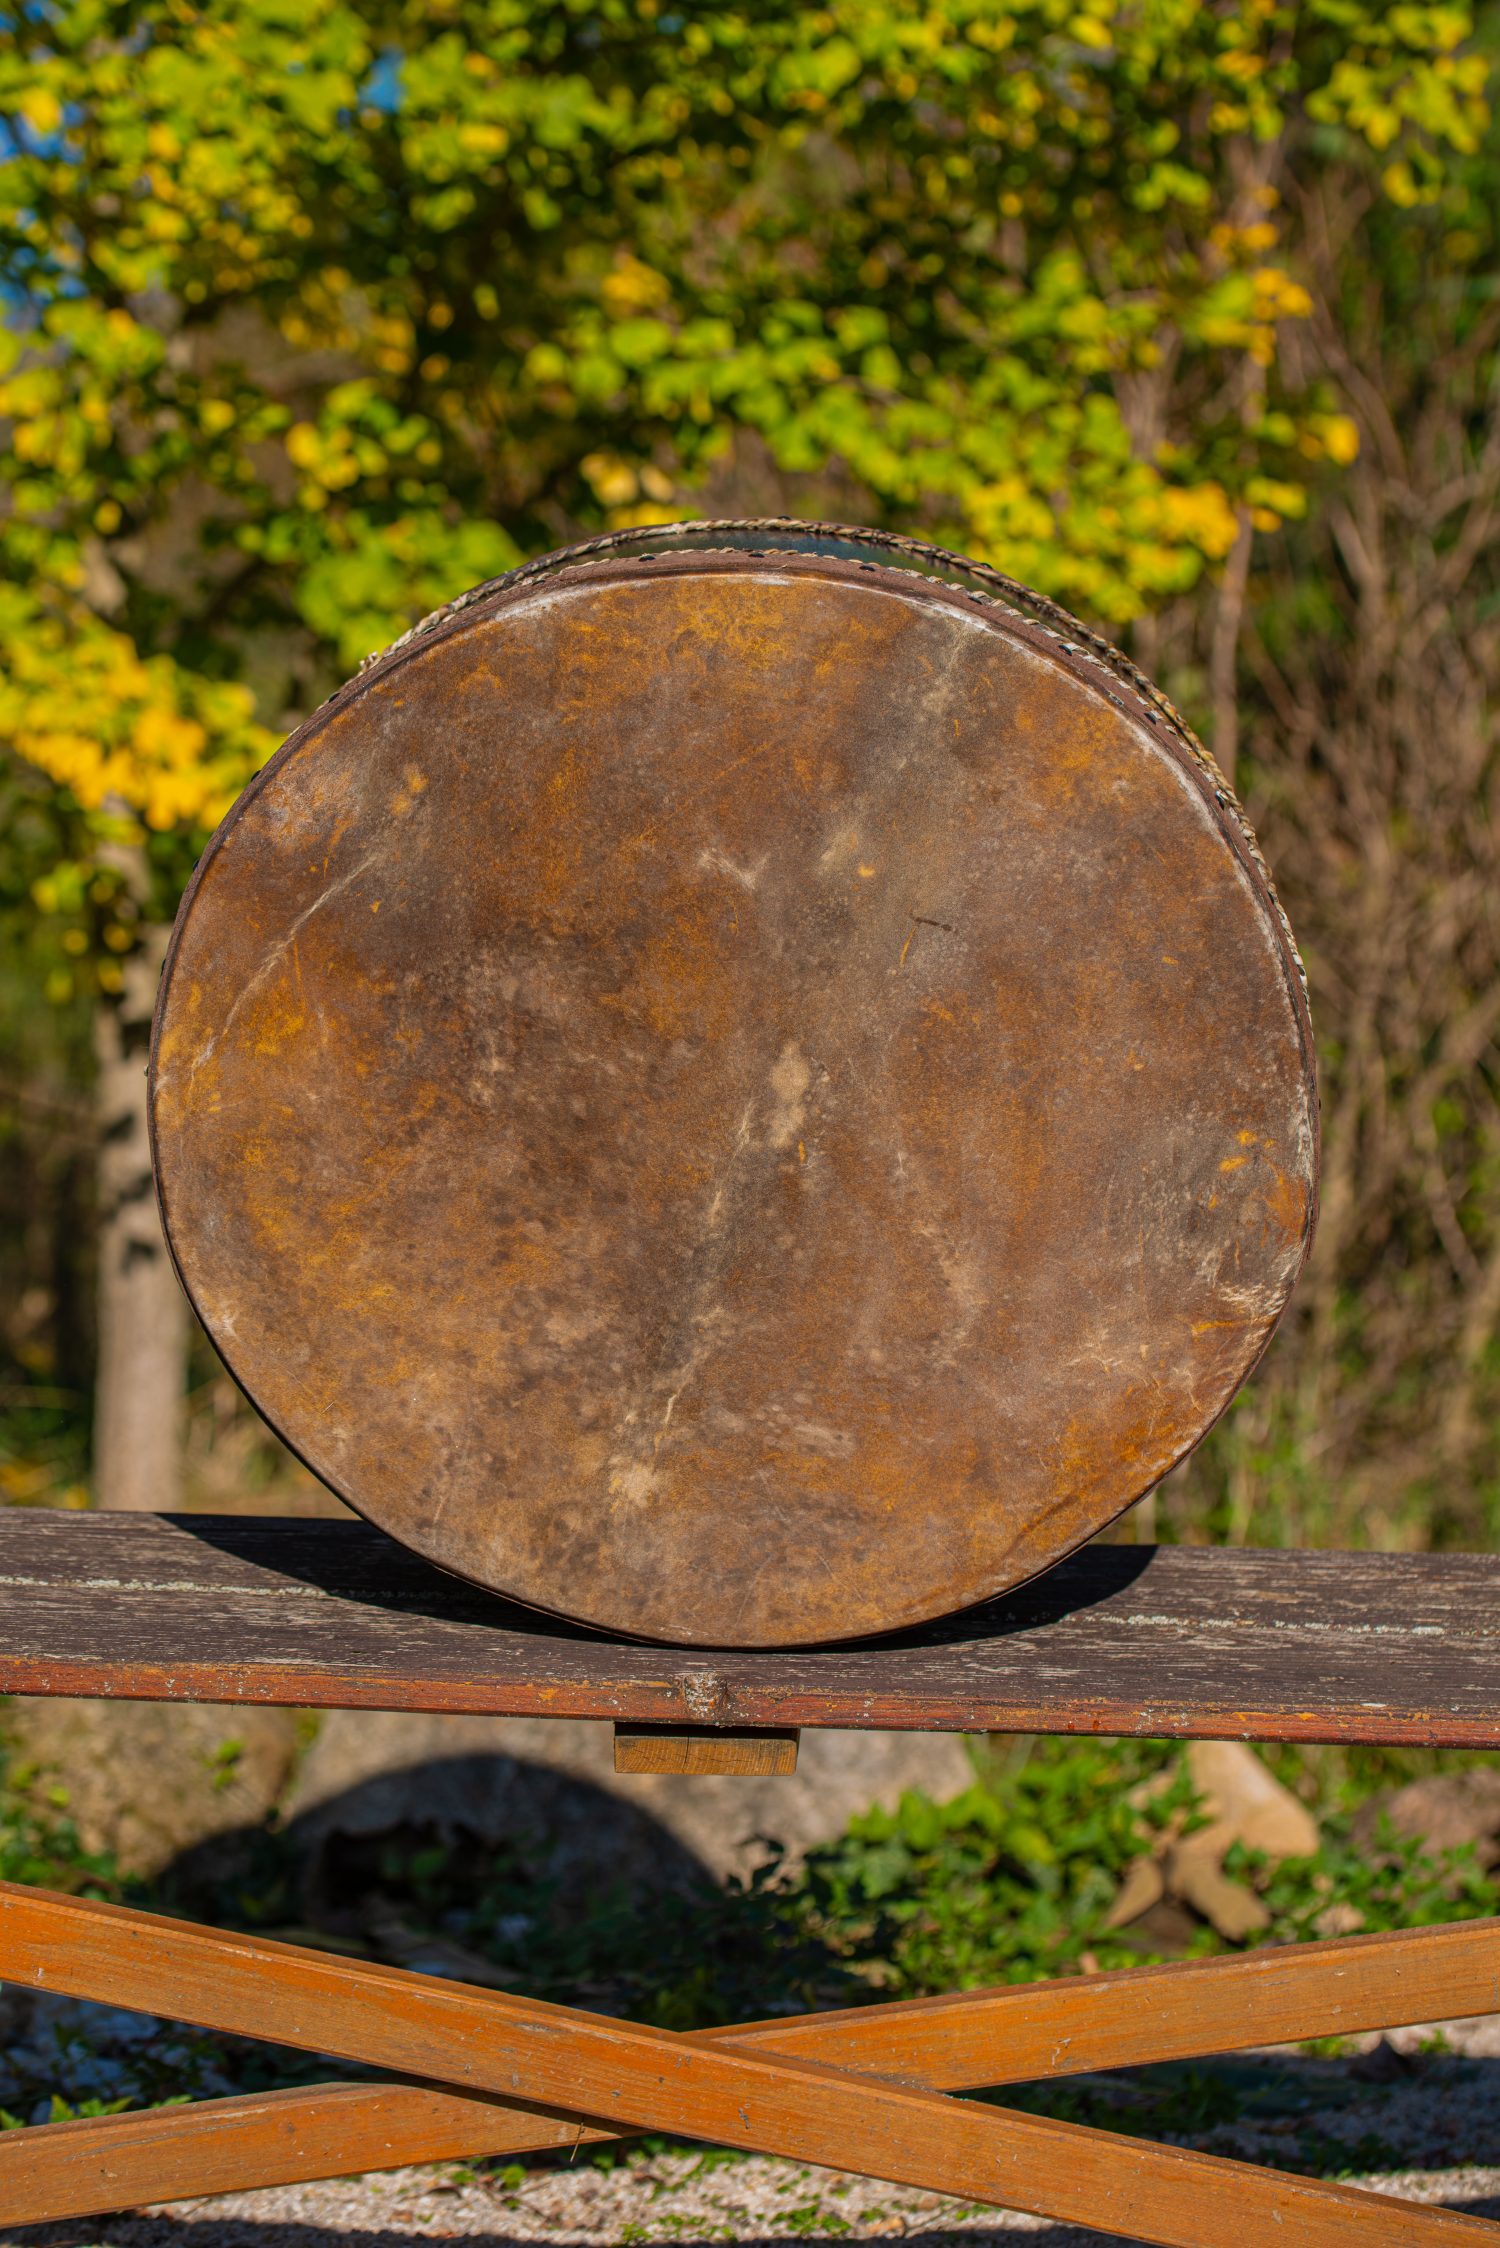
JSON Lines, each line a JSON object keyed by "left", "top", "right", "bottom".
{"left": 151, "top": 528, "right": 1317, "bottom": 1646}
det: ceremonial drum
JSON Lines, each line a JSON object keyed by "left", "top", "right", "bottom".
{"left": 150, "top": 524, "right": 1317, "bottom": 1648}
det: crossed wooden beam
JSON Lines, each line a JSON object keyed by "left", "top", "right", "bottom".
{"left": 2, "top": 1886, "right": 1499, "bottom": 2243}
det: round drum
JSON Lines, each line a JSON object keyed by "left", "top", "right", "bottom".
{"left": 151, "top": 523, "right": 1317, "bottom": 1647}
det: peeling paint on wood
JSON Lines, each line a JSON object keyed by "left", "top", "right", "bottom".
{"left": 3, "top": 1514, "right": 1498, "bottom": 1747}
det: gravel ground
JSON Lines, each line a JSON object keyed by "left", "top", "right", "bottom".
{"left": 9, "top": 2019, "right": 1500, "bottom": 2248}
{"left": 12, "top": 2148, "right": 1500, "bottom": 2248}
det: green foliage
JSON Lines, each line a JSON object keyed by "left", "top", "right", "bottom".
{"left": 0, "top": 0, "right": 1488, "bottom": 927}
{"left": 789, "top": 1744, "right": 1189, "bottom": 1993}
{"left": 1254, "top": 1810, "right": 1498, "bottom": 1938}
{"left": 787, "top": 1740, "right": 1500, "bottom": 2005}
{"left": 0, "top": 765, "right": 97, "bottom": 1507}
{"left": 0, "top": 1756, "right": 118, "bottom": 1899}
{"left": 0, "top": 2091, "right": 134, "bottom": 2130}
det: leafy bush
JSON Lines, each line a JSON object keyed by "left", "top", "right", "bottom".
{"left": 0, "top": 1741, "right": 120, "bottom": 1898}
{"left": 787, "top": 1743, "right": 1190, "bottom": 1994}
{"left": 787, "top": 1745, "right": 1500, "bottom": 2000}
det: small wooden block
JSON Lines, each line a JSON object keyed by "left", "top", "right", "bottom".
{"left": 613, "top": 1723, "right": 800, "bottom": 1776}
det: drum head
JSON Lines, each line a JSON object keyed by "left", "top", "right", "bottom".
{"left": 151, "top": 526, "right": 1317, "bottom": 1647}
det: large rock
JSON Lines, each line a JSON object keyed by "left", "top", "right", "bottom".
{"left": 3, "top": 1696, "right": 976, "bottom": 1899}
{"left": 282, "top": 1711, "right": 975, "bottom": 1889}
{"left": 3, "top": 1698, "right": 300, "bottom": 1879}
{"left": 281, "top": 1710, "right": 705, "bottom": 1907}
{"left": 1185, "top": 1738, "right": 1320, "bottom": 1860}
{"left": 1109, "top": 1740, "right": 1319, "bottom": 1943}
{"left": 1357, "top": 1769, "right": 1500, "bottom": 1866}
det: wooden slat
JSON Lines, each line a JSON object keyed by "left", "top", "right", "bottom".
{"left": 0, "top": 1885, "right": 1493, "bottom": 2246}
{"left": 613, "top": 1723, "right": 801, "bottom": 1773}
{"left": 1, "top": 2085, "right": 501, "bottom": 2226}
{"left": 2, "top": 1512, "right": 1500, "bottom": 1741}
{"left": 8, "top": 1920, "right": 1500, "bottom": 2222}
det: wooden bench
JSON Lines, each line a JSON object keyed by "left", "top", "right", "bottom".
{"left": 2, "top": 1508, "right": 1499, "bottom": 2245}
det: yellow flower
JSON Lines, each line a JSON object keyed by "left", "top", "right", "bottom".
{"left": 582, "top": 451, "right": 640, "bottom": 506}
{"left": 1253, "top": 268, "right": 1313, "bottom": 321}
{"left": 601, "top": 256, "right": 672, "bottom": 319}
{"left": 1321, "top": 414, "right": 1360, "bottom": 465}
{"left": 1155, "top": 483, "right": 1240, "bottom": 560}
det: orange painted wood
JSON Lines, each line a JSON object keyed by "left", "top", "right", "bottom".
{"left": 613, "top": 1723, "right": 800, "bottom": 1774}
{"left": 0, "top": 2085, "right": 511, "bottom": 2226}
{"left": 756, "top": 1917, "right": 1500, "bottom": 2087}
{"left": 0, "top": 1885, "right": 1494, "bottom": 2246}
{"left": 7, "top": 1512, "right": 1500, "bottom": 1745}
{"left": 7, "top": 1918, "right": 1500, "bottom": 2223}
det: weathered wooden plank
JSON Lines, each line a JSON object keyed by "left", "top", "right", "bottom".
{"left": 8, "top": 1920, "right": 1500, "bottom": 2222}
{"left": 3, "top": 1512, "right": 1500, "bottom": 1743}
{"left": 2, "top": 1885, "right": 1493, "bottom": 2246}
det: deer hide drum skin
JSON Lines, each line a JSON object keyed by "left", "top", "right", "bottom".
{"left": 150, "top": 526, "right": 1318, "bottom": 1647}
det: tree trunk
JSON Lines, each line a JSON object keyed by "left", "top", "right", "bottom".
{"left": 93, "top": 924, "right": 188, "bottom": 1510}
{"left": 1208, "top": 507, "right": 1253, "bottom": 789}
